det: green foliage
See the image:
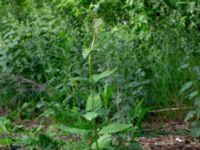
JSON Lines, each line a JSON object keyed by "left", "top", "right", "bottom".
{"left": 99, "top": 123, "right": 132, "bottom": 135}
{"left": 91, "top": 68, "right": 117, "bottom": 83}
{"left": 91, "top": 134, "right": 111, "bottom": 149}
{"left": 86, "top": 92, "right": 102, "bottom": 112}
{"left": 0, "top": 0, "right": 200, "bottom": 148}
{"left": 0, "top": 117, "right": 13, "bottom": 148}
{"left": 84, "top": 112, "right": 98, "bottom": 121}
{"left": 59, "top": 125, "right": 90, "bottom": 136}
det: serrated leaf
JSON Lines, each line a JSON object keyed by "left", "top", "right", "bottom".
{"left": 99, "top": 123, "right": 132, "bottom": 134}
{"left": 59, "top": 125, "right": 89, "bottom": 136}
{"left": 83, "top": 112, "right": 98, "bottom": 121}
{"left": 179, "top": 81, "right": 193, "bottom": 94}
{"left": 91, "top": 68, "right": 117, "bottom": 83}
{"left": 91, "top": 134, "right": 111, "bottom": 149}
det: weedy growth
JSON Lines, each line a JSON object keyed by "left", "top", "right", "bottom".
{"left": 0, "top": 0, "right": 200, "bottom": 149}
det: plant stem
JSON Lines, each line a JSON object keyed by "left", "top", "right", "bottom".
{"left": 88, "top": 54, "right": 92, "bottom": 78}
{"left": 88, "top": 34, "right": 99, "bottom": 150}
{"left": 93, "top": 120, "right": 100, "bottom": 150}
{"left": 88, "top": 34, "right": 95, "bottom": 78}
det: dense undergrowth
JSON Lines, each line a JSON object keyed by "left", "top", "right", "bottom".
{"left": 0, "top": 0, "right": 200, "bottom": 149}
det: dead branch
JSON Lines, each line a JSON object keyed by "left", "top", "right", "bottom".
{"left": 149, "top": 107, "right": 195, "bottom": 113}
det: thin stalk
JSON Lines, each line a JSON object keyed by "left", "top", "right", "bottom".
{"left": 71, "top": 82, "right": 76, "bottom": 108}
{"left": 88, "top": 54, "right": 92, "bottom": 78}
{"left": 93, "top": 120, "right": 100, "bottom": 150}
{"left": 88, "top": 34, "right": 99, "bottom": 150}
{"left": 88, "top": 34, "right": 95, "bottom": 78}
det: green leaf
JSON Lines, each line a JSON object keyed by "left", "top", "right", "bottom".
{"left": 68, "top": 77, "right": 87, "bottom": 82}
{"left": 68, "top": 0, "right": 74, "bottom": 5}
{"left": 164, "top": 0, "right": 178, "bottom": 9}
{"left": 91, "top": 68, "right": 117, "bottom": 83}
{"left": 188, "top": 91, "right": 198, "bottom": 100}
{"left": 191, "top": 127, "right": 200, "bottom": 138}
{"left": 179, "top": 81, "right": 193, "bottom": 94}
{"left": 194, "top": 97, "right": 200, "bottom": 107}
{"left": 82, "top": 48, "right": 92, "bottom": 59}
{"left": 86, "top": 93, "right": 102, "bottom": 111}
{"left": 179, "top": 63, "right": 189, "bottom": 70}
{"left": 0, "top": 117, "right": 11, "bottom": 134}
{"left": 102, "top": 84, "right": 113, "bottom": 108}
{"left": 83, "top": 112, "right": 98, "bottom": 121}
{"left": 185, "top": 111, "right": 195, "bottom": 121}
{"left": 59, "top": 125, "right": 90, "bottom": 136}
{"left": 91, "top": 134, "right": 111, "bottom": 149}
{"left": 0, "top": 138, "right": 13, "bottom": 145}
{"left": 99, "top": 123, "right": 132, "bottom": 134}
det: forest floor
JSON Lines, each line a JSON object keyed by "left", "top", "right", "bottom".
{"left": 137, "top": 121, "right": 200, "bottom": 150}
{"left": 0, "top": 109, "right": 200, "bottom": 150}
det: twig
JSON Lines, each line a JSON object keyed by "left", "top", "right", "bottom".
{"left": 149, "top": 107, "right": 195, "bottom": 113}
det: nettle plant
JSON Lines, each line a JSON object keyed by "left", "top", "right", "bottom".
{"left": 59, "top": 20, "right": 132, "bottom": 149}
{"left": 181, "top": 80, "right": 200, "bottom": 137}
{"left": 87, "top": 44, "right": 132, "bottom": 149}
{"left": 179, "top": 56, "right": 200, "bottom": 137}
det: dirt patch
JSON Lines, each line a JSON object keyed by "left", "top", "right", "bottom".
{"left": 137, "top": 121, "right": 200, "bottom": 150}
{"left": 136, "top": 136, "right": 200, "bottom": 150}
